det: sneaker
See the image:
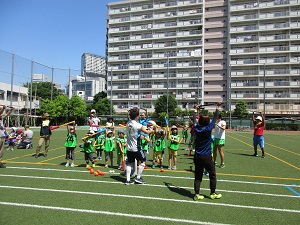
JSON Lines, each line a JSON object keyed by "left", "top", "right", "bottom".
{"left": 124, "top": 179, "right": 135, "bottom": 185}
{"left": 65, "top": 163, "right": 69, "bottom": 167}
{"left": 214, "top": 162, "right": 218, "bottom": 166}
{"left": 172, "top": 166, "right": 177, "bottom": 170}
{"left": 92, "top": 164, "right": 96, "bottom": 168}
{"left": 26, "top": 144, "right": 30, "bottom": 149}
{"left": 35, "top": 154, "right": 39, "bottom": 158}
{"left": 168, "top": 166, "right": 172, "bottom": 170}
{"left": 159, "top": 165, "right": 164, "bottom": 169}
{"left": 43, "top": 154, "right": 47, "bottom": 157}
{"left": 262, "top": 154, "right": 265, "bottom": 158}
{"left": 193, "top": 194, "right": 204, "bottom": 201}
{"left": 99, "top": 157, "right": 102, "bottom": 160}
{"left": 209, "top": 193, "right": 222, "bottom": 200}
{"left": 253, "top": 153, "right": 258, "bottom": 157}
{"left": 151, "top": 165, "right": 155, "bottom": 169}
{"left": 117, "top": 166, "right": 121, "bottom": 170}
{"left": 219, "top": 164, "right": 225, "bottom": 168}
{"left": 70, "top": 163, "right": 75, "bottom": 167}
{"left": 135, "top": 177, "right": 145, "bottom": 184}
{"left": 203, "top": 171, "right": 209, "bottom": 177}
{"left": 0, "top": 162, "right": 6, "bottom": 168}
{"left": 86, "top": 164, "right": 90, "bottom": 169}
{"left": 105, "top": 164, "right": 108, "bottom": 168}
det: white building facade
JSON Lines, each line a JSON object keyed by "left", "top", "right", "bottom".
{"left": 0, "top": 82, "right": 29, "bottom": 110}
{"left": 107, "top": 0, "right": 211, "bottom": 112}
{"left": 81, "top": 53, "right": 106, "bottom": 77}
{"left": 229, "top": 0, "right": 300, "bottom": 114}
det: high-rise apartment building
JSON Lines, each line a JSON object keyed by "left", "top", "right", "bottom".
{"left": 81, "top": 53, "right": 106, "bottom": 77}
{"left": 229, "top": 0, "right": 300, "bottom": 114}
{"left": 106, "top": 0, "right": 300, "bottom": 114}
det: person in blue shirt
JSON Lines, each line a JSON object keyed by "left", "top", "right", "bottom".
{"left": 138, "top": 108, "right": 149, "bottom": 126}
{"left": 193, "top": 102, "right": 223, "bottom": 201}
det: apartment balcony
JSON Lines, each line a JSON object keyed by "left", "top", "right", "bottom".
{"left": 230, "top": 59, "right": 259, "bottom": 65}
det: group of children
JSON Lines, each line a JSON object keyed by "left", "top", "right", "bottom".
{"left": 63, "top": 120, "right": 186, "bottom": 171}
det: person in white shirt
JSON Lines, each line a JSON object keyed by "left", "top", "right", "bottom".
{"left": 88, "top": 109, "right": 101, "bottom": 133}
{"left": 213, "top": 114, "right": 226, "bottom": 168}
{"left": 125, "top": 108, "right": 156, "bottom": 185}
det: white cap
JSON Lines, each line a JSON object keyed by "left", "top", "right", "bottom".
{"left": 91, "top": 109, "right": 96, "bottom": 113}
{"left": 256, "top": 116, "right": 262, "bottom": 121}
{"left": 12, "top": 127, "right": 17, "bottom": 131}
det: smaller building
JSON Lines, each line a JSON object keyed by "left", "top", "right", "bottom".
{"left": 0, "top": 82, "right": 29, "bottom": 110}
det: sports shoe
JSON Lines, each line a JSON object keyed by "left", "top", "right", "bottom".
{"left": 262, "top": 154, "right": 265, "bottom": 158}
{"left": 92, "top": 164, "right": 96, "bottom": 168}
{"left": 209, "top": 193, "right": 222, "bottom": 200}
{"left": 26, "top": 144, "right": 30, "bottom": 149}
{"left": 0, "top": 162, "right": 6, "bottom": 168}
{"left": 70, "top": 163, "right": 75, "bottom": 167}
{"left": 135, "top": 177, "right": 145, "bottom": 184}
{"left": 159, "top": 165, "right": 164, "bottom": 169}
{"left": 105, "top": 164, "right": 108, "bottom": 168}
{"left": 193, "top": 194, "right": 204, "bottom": 201}
{"left": 168, "top": 166, "right": 172, "bottom": 170}
{"left": 203, "top": 171, "right": 209, "bottom": 177}
{"left": 65, "top": 163, "right": 69, "bottom": 167}
{"left": 86, "top": 164, "right": 90, "bottom": 168}
{"left": 35, "top": 154, "right": 39, "bottom": 158}
{"left": 219, "top": 164, "right": 225, "bottom": 168}
{"left": 124, "top": 179, "right": 135, "bottom": 185}
{"left": 172, "top": 166, "right": 177, "bottom": 170}
{"left": 117, "top": 166, "right": 121, "bottom": 170}
{"left": 99, "top": 157, "right": 102, "bottom": 160}
{"left": 43, "top": 154, "right": 47, "bottom": 157}
{"left": 253, "top": 153, "right": 258, "bottom": 157}
{"left": 151, "top": 165, "right": 155, "bottom": 169}
{"left": 214, "top": 162, "right": 218, "bottom": 166}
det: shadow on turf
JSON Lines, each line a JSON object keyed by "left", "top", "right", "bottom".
{"left": 164, "top": 182, "right": 192, "bottom": 198}
{"left": 228, "top": 152, "right": 255, "bottom": 157}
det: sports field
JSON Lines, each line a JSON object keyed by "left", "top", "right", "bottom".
{"left": 0, "top": 128, "right": 299, "bottom": 225}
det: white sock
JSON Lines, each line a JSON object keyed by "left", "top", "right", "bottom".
{"left": 137, "top": 163, "right": 145, "bottom": 179}
{"left": 126, "top": 165, "right": 132, "bottom": 181}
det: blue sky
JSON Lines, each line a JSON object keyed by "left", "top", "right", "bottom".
{"left": 0, "top": 0, "right": 119, "bottom": 88}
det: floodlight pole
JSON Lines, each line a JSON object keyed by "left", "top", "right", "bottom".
{"left": 138, "top": 66, "right": 141, "bottom": 107}
{"left": 51, "top": 66, "right": 54, "bottom": 101}
{"left": 166, "top": 55, "right": 169, "bottom": 116}
{"left": 10, "top": 52, "right": 14, "bottom": 107}
{"left": 110, "top": 68, "right": 113, "bottom": 116}
{"left": 263, "top": 63, "right": 266, "bottom": 115}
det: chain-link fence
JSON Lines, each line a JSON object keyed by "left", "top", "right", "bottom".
{"left": 0, "top": 49, "right": 81, "bottom": 127}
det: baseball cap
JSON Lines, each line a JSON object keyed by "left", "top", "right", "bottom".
{"left": 171, "top": 125, "right": 178, "bottom": 130}
{"left": 91, "top": 109, "right": 96, "bottom": 113}
{"left": 256, "top": 116, "right": 262, "bottom": 121}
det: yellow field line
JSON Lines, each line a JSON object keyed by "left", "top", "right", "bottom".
{"left": 227, "top": 134, "right": 300, "bottom": 171}
{"left": 233, "top": 133, "right": 300, "bottom": 156}
{"left": 5, "top": 147, "right": 65, "bottom": 161}
{"left": 40, "top": 154, "right": 66, "bottom": 163}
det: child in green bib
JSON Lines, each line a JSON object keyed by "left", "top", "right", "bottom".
{"left": 168, "top": 125, "right": 181, "bottom": 170}
{"left": 64, "top": 124, "right": 77, "bottom": 167}
{"left": 104, "top": 130, "right": 115, "bottom": 168}
{"left": 116, "top": 130, "right": 127, "bottom": 170}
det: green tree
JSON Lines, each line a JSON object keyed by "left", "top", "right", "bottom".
{"left": 94, "top": 98, "right": 114, "bottom": 115}
{"left": 53, "top": 95, "right": 69, "bottom": 118}
{"left": 24, "top": 82, "right": 62, "bottom": 100}
{"left": 93, "top": 91, "right": 107, "bottom": 105}
{"left": 233, "top": 99, "right": 249, "bottom": 118}
{"left": 154, "top": 94, "right": 178, "bottom": 117}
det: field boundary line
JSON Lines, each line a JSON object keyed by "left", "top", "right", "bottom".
{"left": 0, "top": 185, "right": 299, "bottom": 213}
{"left": 0, "top": 201, "right": 230, "bottom": 225}
{"left": 1, "top": 174, "right": 300, "bottom": 198}
{"left": 5, "top": 166, "right": 300, "bottom": 183}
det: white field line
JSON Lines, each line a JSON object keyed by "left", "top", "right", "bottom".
{"left": 0, "top": 185, "right": 299, "bottom": 214}
{"left": 0, "top": 201, "right": 230, "bottom": 225}
{"left": 7, "top": 166, "right": 300, "bottom": 188}
{"left": 1, "top": 173, "right": 300, "bottom": 199}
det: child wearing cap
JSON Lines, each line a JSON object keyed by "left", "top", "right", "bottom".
{"left": 64, "top": 124, "right": 77, "bottom": 167}
{"left": 182, "top": 125, "right": 189, "bottom": 144}
{"left": 103, "top": 129, "right": 115, "bottom": 168}
{"left": 168, "top": 125, "right": 181, "bottom": 170}
{"left": 116, "top": 130, "right": 127, "bottom": 170}
{"left": 152, "top": 129, "right": 166, "bottom": 169}
{"left": 82, "top": 131, "right": 96, "bottom": 168}
{"left": 94, "top": 130, "right": 105, "bottom": 160}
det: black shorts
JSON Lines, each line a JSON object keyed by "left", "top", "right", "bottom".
{"left": 127, "top": 149, "right": 146, "bottom": 163}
